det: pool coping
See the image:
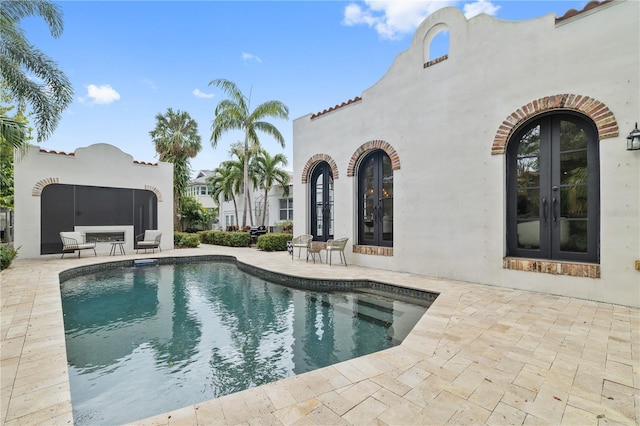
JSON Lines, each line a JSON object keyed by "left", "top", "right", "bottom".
{"left": 59, "top": 254, "right": 440, "bottom": 303}
{"left": 1, "top": 245, "right": 638, "bottom": 425}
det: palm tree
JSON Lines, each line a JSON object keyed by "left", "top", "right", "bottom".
{"left": 150, "top": 108, "right": 202, "bottom": 230}
{"left": 1, "top": 83, "right": 31, "bottom": 208}
{"left": 252, "top": 149, "right": 290, "bottom": 226}
{"left": 0, "top": 0, "right": 73, "bottom": 143}
{"left": 208, "top": 159, "right": 242, "bottom": 230}
{"left": 209, "top": 78, "right": 289, "bottom": 228}
{"left": 229, "top": 141, "right": 259, "bottom": 226}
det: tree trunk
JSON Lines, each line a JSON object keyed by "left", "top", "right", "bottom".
{"left": 232, "top": 194, "right": 239, "bottom": 230}
{"left": 249, "top": 191, "right": 255, "bottom": 226}
{"left": 262, "top": 189, "right": 268, "bottom": 226}
{"left": 174, "top": 195, "right": 181, "bottom": 231}
{"left": 242, "top": 137, "right": 249, "bottom": 228}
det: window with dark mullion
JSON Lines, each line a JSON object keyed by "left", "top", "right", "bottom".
{"left": 506, "top": 112, "right": 599, "bottom": 263}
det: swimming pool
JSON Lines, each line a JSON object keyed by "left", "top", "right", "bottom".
{"left": 61, "top": 259, "right": 433, "bottom": 425}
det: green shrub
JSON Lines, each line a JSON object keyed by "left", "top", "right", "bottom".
{"left": 256, "top": 233, "right": 291, "bottom": 251}
{"left": 0, "top": 245, "right": 19, "bottom": 271}
{"left": 174, "top": 232, "right": 200, "bottom": 248}
{"left": 199, "top": 230, "right": 250, "bottom": 247}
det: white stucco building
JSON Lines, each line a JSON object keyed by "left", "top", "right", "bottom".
{"left": 292, "top": 1, "right": 639, "bottom": 307}
{"left": 14, "top": 143, "right": 174, "bottom": 257}
{"left": 189, "top": 169, "right": 293, "bottom": 231}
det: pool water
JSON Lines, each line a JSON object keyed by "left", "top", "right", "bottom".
{"left": 61, "top": 262, "right": 429, "bottom": 425}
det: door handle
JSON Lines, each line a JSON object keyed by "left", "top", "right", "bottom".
{"left": 542, "top": 197, "right": 547, "bottom": 223}
{"left": 552, "top": 197, "right": 558, "bottom": 223}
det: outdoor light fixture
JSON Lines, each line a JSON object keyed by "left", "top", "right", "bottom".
{"left": 626, "top": 122, "right": 640, "bottom": 150}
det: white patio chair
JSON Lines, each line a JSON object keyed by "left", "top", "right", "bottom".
{"left": 60, "top": 231, "right": 97, "bottom": 258}
{"left": 290, "top": 234, "right": 313, "bottom": 259}
{"left": 326, "top": 237, "right": 349, "bottom": 266}
{"left": 135, "top": 230, "right": 162, "bottom": 253}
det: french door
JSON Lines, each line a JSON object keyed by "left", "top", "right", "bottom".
{"left": 358, "top": 151, "right": 393, "bottom": 247}
{"left": 310, "top": 162, "right": 333, "bottom": 241}
{"left": 507, "top": 113, "right": 599, "bottom": 262}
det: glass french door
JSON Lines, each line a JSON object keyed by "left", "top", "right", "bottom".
{"left": 507, "top": 113, "right": 599, "bottom": 262}
{"left": 310, "top": 163, "right": 333, "bottom": 242}
{"left": 358, "top": 151, "right": 393, "bottom": 247}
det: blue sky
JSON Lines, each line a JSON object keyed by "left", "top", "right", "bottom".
{"left": 22, "top": 0, "right": 590, "bottom": 175}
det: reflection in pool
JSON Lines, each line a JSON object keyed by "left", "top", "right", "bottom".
{"left": 61, "top": 261, "right": 431, "bottom": 425}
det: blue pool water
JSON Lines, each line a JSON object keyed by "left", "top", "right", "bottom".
{"left": 61, "top": 261, "right": 430, "bottom": 425}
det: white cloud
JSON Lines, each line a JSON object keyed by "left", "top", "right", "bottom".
{"left": 81, "top": 84, "right": 120, "bottom": 104}
{"left": 343, "top": 0, "right": 499, "bottom": 39}
{"left": 192, "top": 89, "right": 215, "bottom": 99}
{"left": 463, "top": 0, "right": 500, "bottom": 18}
{"left": 242, "top": 52, "right": 262, "bottom": 62}
{"left": 343, "top": 0, "right": 456, "bottom": 40}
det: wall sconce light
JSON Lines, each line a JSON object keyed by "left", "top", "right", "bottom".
{"left": 627, "top": 122, "right": 640, "bottom": 150}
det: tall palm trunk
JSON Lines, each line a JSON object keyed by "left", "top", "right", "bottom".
{"left": 262, "top": 189, "right": 268, "bottom": 227}
{"left": 231, "top": 194, "right": 239, "bottom": 229}
{"left": 242, "top": 136, "right": 249, "bottom": 228}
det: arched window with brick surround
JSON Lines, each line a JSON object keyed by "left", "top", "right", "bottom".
{"left": 358, "top": 150, "right": 393, "bottom": 247}
{"left": 506, "top": 111, "right": 599, "bottom": 263}
{"left": 310, "top": 162, "right": 334, "bottom": 242}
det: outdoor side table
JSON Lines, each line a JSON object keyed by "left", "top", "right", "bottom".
{"left": 109, "top": 241, "right": 125, "bottom": 256}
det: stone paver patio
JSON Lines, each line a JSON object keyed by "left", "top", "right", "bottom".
{"left": 1, "top": 244, "right": 638, "bottom": 425}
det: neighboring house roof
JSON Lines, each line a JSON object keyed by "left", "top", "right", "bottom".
{"left": 190, "top": 170, "right": 213, "bottom": 185}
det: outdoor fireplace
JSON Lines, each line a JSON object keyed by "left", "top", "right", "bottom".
{"left": 85, "top": 231, "right": 125, "bottom": 243}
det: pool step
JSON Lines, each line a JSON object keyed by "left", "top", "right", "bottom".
{"left": 134, "top": 259, "right": 158, "bottom": 267}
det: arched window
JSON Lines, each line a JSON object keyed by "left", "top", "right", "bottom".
{"left": 423, "top": 23, "right": 449, "bottom": 67}
{"left": 428, "top": 28, "right": 449, "bottom": 61}
{"left": 358, "top": 150, "right": 393, "bottom": 247}
{"left": 506, "top": 112, "right": 599, "bottom": 262}
{"left": 310, "top": 162, "right": 333, "bottom": 242}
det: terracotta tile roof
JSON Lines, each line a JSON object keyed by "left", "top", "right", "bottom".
{"left": 133, "top": 160, "right": 158, "bottom": 166}
{"left": 556, "top": 0, "right": 612, "bottom": 22}
{"left": 310, "top": 96, "right": 362, "bottom": 119}
{"left": 38, "top": 147, "right": 157, "bottom": 166}
{"left": 39, "top": 148, "right": 74, "bottom": 156}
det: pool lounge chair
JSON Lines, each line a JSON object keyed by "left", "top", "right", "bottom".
{"left": 290, "top": 234, "right": 313, "bottom": 259}
{"left": 135, "top": 230, "right": 162, "bottom": 253}
{"left": 326, "top": 237, "right": 349, "bottom": 266}
{"left": 60, "top": 231, "right": 97, "bottom": 259}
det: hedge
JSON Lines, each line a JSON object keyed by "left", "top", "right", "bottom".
{"left": 174, "top": 232, "right": 200, "bottom": 248}
{"left": 198, "top": 230, "right": 251, "bottom": 247}
{"left": 256, "top": 233, "right": 291, "bottom": 251}
{"left": 0, "top": 245, "right": 18, "bottom": 270}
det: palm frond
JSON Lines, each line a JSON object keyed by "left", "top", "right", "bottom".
{"left": 0, "top": 115, "right": 26, "bottom": 149}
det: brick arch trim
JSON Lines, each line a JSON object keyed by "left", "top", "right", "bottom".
{"left": 491, "top": 94, "right": 619, "bottom": 155}
{"left": 301, "top": 154, "right": 339, "bottom": 184}
{"left": 32, "top": 178, "right": 164, "bottom": 202}
{"left": 347, "top": 140, "right": 401, "bottom": 177}
{"left": 145, "top": 185, "right": 163, "bottom": 202}
{"left": 32, "top": 177, "right": 59, "bottom": 196}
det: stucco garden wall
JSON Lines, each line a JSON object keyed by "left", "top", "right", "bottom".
{"left": 292, "top": 1, "right": 639, "bottom": 307}
{"left": 14, "top": 143, "right": 174, "bottom": 257}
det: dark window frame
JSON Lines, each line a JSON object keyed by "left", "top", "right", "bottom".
{"left": 506, "top": 112, "right": 600, "bottom": 263}
{"left": 310, "top": 162, "right": 334, "bottom": 242}
{"left": 357, "top": 150, "right": 393, "bottom": 248}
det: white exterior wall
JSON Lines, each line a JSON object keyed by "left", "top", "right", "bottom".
{"left": 293, "top": 1, "right": 639, "bottom": 307}
{"left": 14, "top": 143, "right": 174, "bottom": 257}
{"left": 215, "top": 183, "right": 292, "bottom": 230}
